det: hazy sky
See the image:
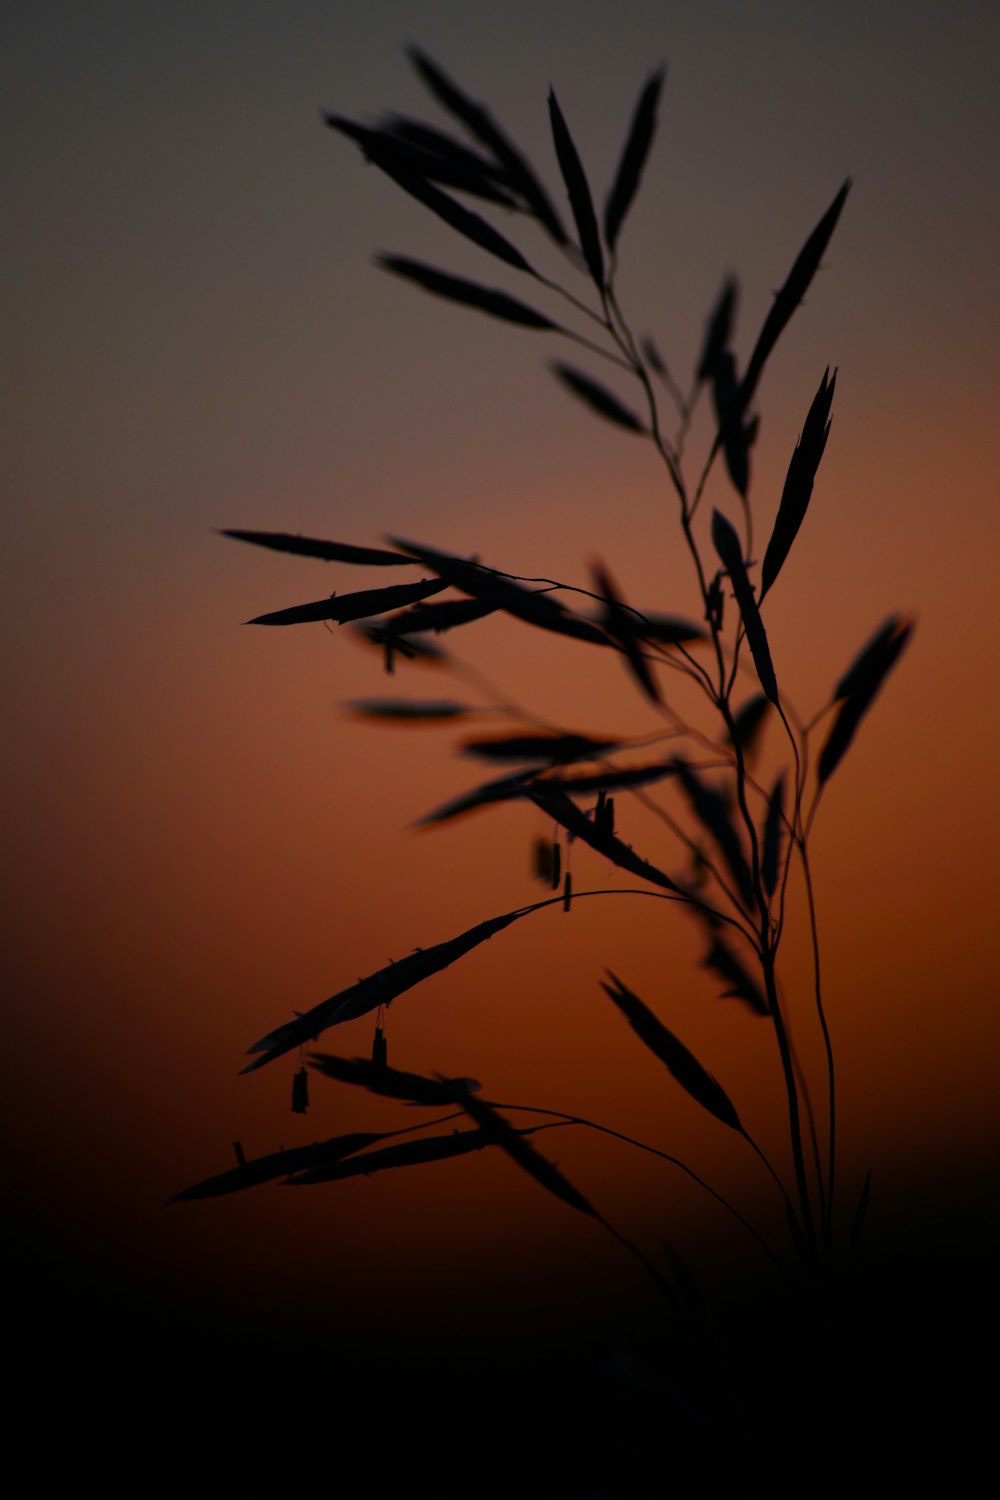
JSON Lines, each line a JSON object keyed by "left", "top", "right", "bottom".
{"left": 4, "top": 0, "right": 998, "bottom": 1395}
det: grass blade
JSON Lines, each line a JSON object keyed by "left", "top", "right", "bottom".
{"left": 377, "top": 256, "right": 557, "bottom": 329}
{"left": 387, "top": 537, "right": 611, "bottom": 646}
{"left": 604, "top": 67, "right": 664, "bottom": 251}
{"left": 711, "top": 350, "right": 749, "bottom": 497}
{"left": 327, "top": 117, "right": 516, "bottom": 206}
{"left": 740, "top": 180, "right": 851, "bottom": 412}
{"left": 308, "top": 1054, "right": 479, "bottom": 1106}
{"left": 602, "top": 973, "right": 742, "bottom": 1130}
{"left": 711, "top": 510, "right": 778, "bottom": 704}
{"left": 818, "top": 616, "right": 913, "bottom": 784}
{"left": 407, "top": 47, "right": 567, "bottom": 246}
{"left": 169, "top": 1132, "right": 383, "bottom": 1203}
{"left": 329, "top": 113, "right": 533, "bottom": 274}
{"left": 848, "top": 1169, "right": 873, "bottom": 1257}
{"left": 416, "top": 770, "right": 537, "bottom": 827}
{"left": 247, "top": 577, "right": 447, "bottom": 627}
{"left": 243, "top": 905, "right": 536, "bottom": 1070}
{"left": 525, "top": 784, "right": 681, "bottom": 893}
{"left": 288, "top": 1128, "right": 494, "bottom": 1185}
{"left": 760, "top": 369, "right": 836, "bottom": 600}
{"left": 548, "top": 88, "right": 604, "bottom": 288}
{"left": 459, "top": 1092, "right": 597, "bottom": 1218}
{"left": 220, "top": 530, "right": 411, "bottom": 567}
{"left": 552, "top": 363, "right": 645, "bottom": 433}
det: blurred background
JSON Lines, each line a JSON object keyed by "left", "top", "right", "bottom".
{"left": 4, "top": 0, "right": 998, "bottom": 1485}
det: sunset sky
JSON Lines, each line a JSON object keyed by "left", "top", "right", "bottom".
{"left": 4, "top": 1, "right": 999, "bottom": 1480}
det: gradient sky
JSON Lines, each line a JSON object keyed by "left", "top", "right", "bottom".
{"left": 4, "top": 0, "right": 999, "bottom": 1392}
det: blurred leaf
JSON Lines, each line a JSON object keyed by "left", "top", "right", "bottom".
{"left": 760, "top": 369, "right": 836, "bottom": 600}
{"left": 354, "top": 621, "right": 446, "bottom": 667}
{"left": 592, "top": 561, "right": 661, "bottom": 705}
{"left": 728, "top": 694, "right": 771, "bottom": 761}
{"left": 761, "top": 772, "right": 786, "bottom": 898}
{"left": 247, "top": 576, "right": 447, "bottom": 627}
{"left": 631, "top": 612, "right": 706, "bottom": 647}
{"left": 552, "top": 364, "right": 645, "bottom": 433}
{"left": 539, "top": 762, "right": 676, "bottom": 796}
{"left": 525, "top": 784, "right": 681, "bottom": 893}
{"left": 329, "top": 113, "right": 533, "bottom": 273}
{"left": 346, "top": 699, "right": 473, "bottom": 721}
{"left": 548, "top": 88, "right": 604, "bottom": 288}
{"left": 377, "top": 256, "right": 557, "bottom": 329}
{"left": 382, "top": 597, "right": 497, "bottom": 635}
{"left": 326, "top": 116, "right": 516, "bottom": 206}
{"left": 604, "top": 66, "right": 664, "bottom": 251}
{"left": 220, "top": 530, "right": 411, "bottom": 567}
{"left": 701, "top": 937, "right": 769, "bottom": 1016}
{"left": 673, "top": 757, "right": 753, "bottom": 908}
{"left": 697, "top": 278, "right": 738, "bottom": 384}
{"left": 740, "top": 180, "right": 851, "bottom": 412}
{"left": 461, "top": 732, "right": 617, "bottom": 764}
{"left": 711, "top": 511, "right": 778, "bottom": 704}
{"left": 407, "top": 47, "right": 567, "bottom": 245}
{"left": 602, "top": 972, "right": 742, "bottom": 1130}
{"left": 818, "top": 617, "right": 913, "bottom": 784}
{"left": 416, "top": 769, "right": 536, "bottom": 827}
{"left": 381, "top": 115, "right": 516, "bottom": 196}
{"left": 711, "top": 350, "right": 749, "bottom": 498}
{"left": 244, "top": 905, "right": 536, "bottom": 1070}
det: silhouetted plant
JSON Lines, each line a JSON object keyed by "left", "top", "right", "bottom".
{"left": 178, "top": 50, "right": 913, "bottom": 1491}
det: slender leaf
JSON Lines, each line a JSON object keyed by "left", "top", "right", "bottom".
{"left": 243, "top": 905, "right": 536, "bottom": 1070}
{"left": 329, "top": 113, "right": 533, "bottom": 273}
{"left": 247, "top": 576, "right": 447, "bottom": 627}
{"left": 416, "top": 769, "right": 537, "bottom": 827}
{"left": 354, "top": 621, "right": 446, "bottom": 667}
{"left": 740, "top": 180, "right": 851, "bottom": 412}
{"left": 461, "top": 732, "right": 617, "bottom": 764}
{"left": 701, "top": 937, "right": 769, "bottom": 1016}
{"left": 525, "top": 784, "right": 681, "bottom": 893}
{"left": 592, "top": 561, "right": 661, "bottom": 705}
{"left": 169, "top": 1132, "right": 383, "bottom": 1203}
{"left": 604, "top": 67, "right": 664, "bottom": 251}
{"left": 387, "top": 537, "right": 611, "bottom": 646}
{"left": 346, "top": 699, "right": 473, "bottom": 721}
{"left": 308, "top": 1054, "right": 479, "bottom": 1107}
{"left": 458, "top": 1093, "right": 597, "bottom": 1218}
{"left": 381, "top": 115, "right": 516, "bottom": 196}
{"left": 407, "top": 48, "right": 567, "bottom": 245}
{"left": 602, "top": 972, "right": 741, "bottom": 1130}
{"left": 552, "top": 364, "right": 645, "bottom": 433}
{"left": 711, "top": 510, "right": 779, "bottom": 704}
{"left": 288, "top": 1128, "right": 495, "bottom": 1185}
{"left": 539, "top": 762, "right": 676, "bottom": 796}
{"left": 548, "top": 89, "right": 604, "bottom": 288}
{"left": 818, "top": 617, "right": 913, "bottom": 784}
{"left": 220, "top": 530, "right": 411, "bottom": 567}
{"left": 631, "top": 612, "right": 706, "bottom": 646}
{"left": 760, "top": 368, "right": 836, "bottom": 600}
{"left": 761, "top": 772, "right": 786, "bottom": 898}
{"left": 378, "top": 256, "right": 557, "bottom": 330}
